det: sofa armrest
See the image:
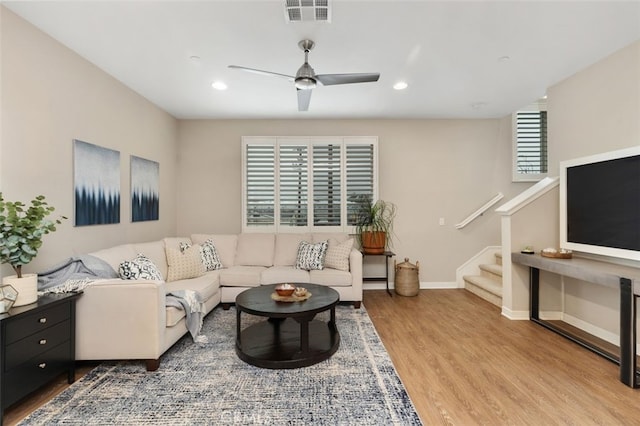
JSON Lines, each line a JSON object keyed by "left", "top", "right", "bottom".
{"left": 349, "top": 248, "right": 363, "bottom": 298}
{"left": 75, "top": 279, "right": 167, "bottom": 361}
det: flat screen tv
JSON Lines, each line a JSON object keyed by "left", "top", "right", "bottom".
{"left": 560, "top": 146, "right": 640, "bottom": 262}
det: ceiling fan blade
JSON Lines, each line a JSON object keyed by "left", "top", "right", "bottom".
{"left": 297, "top": 88, "right": 312, "bottom": 112}
{"left": 316, "top": 73, "right": 380, "bottom": 86}
{"left": 228, "top": 65, "right": 294, "bottom": 81}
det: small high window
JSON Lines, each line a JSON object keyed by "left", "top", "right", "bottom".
{"left": 513, "top": 100, "right": 548, "bottom": 182}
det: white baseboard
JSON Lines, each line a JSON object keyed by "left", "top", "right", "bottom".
{"left": 363, "top": 281, "right": 457, "bottom": 291}
{"left": 562, "top": 313, "right": 620, "bottom": 348}
{"left": 501, "top": 307, "right": 529, "bottom": 320}
{"left": 539, "top": 311, "right": 563, "bottom": 320}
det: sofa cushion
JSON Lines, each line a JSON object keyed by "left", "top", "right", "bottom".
{"left": 90, "top": 244, "right": 139, "bottom": 272}
{"left": 261, "top": 266, "right": 310, "bottom": 285}
{"left": 309, "top": 269, "right": 352, "bottom": 287}
{"left": 163, "top": 237, "right": 192, "bottom": 251}
{"left": 132, "top": 241, "right": 168, "bottom": 279}
{"left": 274, "top": 233, "right": 311, "bottom": 266}
{"left": 235, "top": 233, "right": 275, "bottom": 267}
{"left": 312, "top": 233, "right": 350, "bottom": 244}
{"left": 295, "top": 240, "right": 328, "bottom": 271}
{"left": 119, "top": 254, "right": 164, "bottom": 281}
{"left": 165, "top": 246, "right": 205, "bottom": 282}
{"left": 191, "top": 234, "right": 237, "bottom": 267}
{"left": 165, "top": 271, "right": 220, "bottom": 302}
{"left": 219, "top": 266, "right": 265, "bottom": 287}
{"left": 324, "top": 238, "right": 354, "bottom": 272}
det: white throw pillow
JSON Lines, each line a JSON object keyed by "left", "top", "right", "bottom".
{"left": 119, "top": 254, "right": 163, "bottom": 281}
{"left": 166, "top": 245, "right": 206, "bottom": 282}
{"left": 295, "top": 240, "right": 328, "bottom": 271}
{"left": 324, "top": 238, "right": 354, "bottom": 271}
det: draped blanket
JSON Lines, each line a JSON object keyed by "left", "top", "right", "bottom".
{"left": 38, "top": 255, "right": 207, "bottom": 343}
{"left": 167, "top": 290, "right": 209, "bottom": 343}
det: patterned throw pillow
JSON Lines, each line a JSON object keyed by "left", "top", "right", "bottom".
{"left": 119, "top": 254, "right": 163, "bottom": 281}
{"left": 324, "top": 238, "right": 354, "bottom": 271}
{"left": 295, "top": 240, "right": 328, "bottom": 271}
{"left": 166, "top": 245, "right": 206, "bottom": 282}
{"left": 180, "top": 239, "right": 222, "bottom": 271}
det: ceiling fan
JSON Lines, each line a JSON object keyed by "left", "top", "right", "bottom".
{"left": 229, "top": 39, "right": 380, "bottom": 111}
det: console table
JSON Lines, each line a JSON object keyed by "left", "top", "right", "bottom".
{"left": 512, "top": 252, "right": 640, "bottom": 388}
{"left": 361, "top": 251, "right": 395, "bottom": 296}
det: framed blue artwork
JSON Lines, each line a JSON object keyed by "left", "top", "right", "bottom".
{"left": 73, "top": 140, "right": 120, "bottom": 226}
{"left": 130, "top": 155, "right": 159, "bottom": 222}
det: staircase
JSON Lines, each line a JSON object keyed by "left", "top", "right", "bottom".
{"left": 463, "top": 252, "right": 502, "bottom": 307}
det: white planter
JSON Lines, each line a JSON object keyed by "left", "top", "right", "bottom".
{"left": 2, "top": 274, "right": 38, "bottom": 307}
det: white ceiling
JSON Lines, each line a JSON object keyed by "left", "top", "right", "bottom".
{"left": 3, "top": 1, "right": 640, "bottom": 119}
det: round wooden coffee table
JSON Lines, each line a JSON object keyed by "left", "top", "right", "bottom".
{"left": 235, "top": 283, "right": 340, "bottom": 369}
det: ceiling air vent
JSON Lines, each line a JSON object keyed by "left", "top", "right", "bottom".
{"left": 284, "top": 0, "right": 331, "bottom": 23}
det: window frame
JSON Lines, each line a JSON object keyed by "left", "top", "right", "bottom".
{"left": 512, "top": 100, "right": 548, "bottom": 182}
{"left": 242, "top": 136, "right": 378, "bottom": 233}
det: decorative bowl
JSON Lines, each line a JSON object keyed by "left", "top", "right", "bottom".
{"left": 294, "top": 287, "right": 308, "bottom": 297}
{"left": 275, "top": 284, "right": 296, "bottom": 297}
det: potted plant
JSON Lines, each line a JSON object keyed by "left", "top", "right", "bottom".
{"left": 0, "top": 193, "right": 66, "bottom": 306}
{"left": 353, "top": 195, "right": 397, "bottom": 254}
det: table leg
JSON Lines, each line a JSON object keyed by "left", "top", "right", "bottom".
{"left": 529, "top": 267, "right": 540, "bottom": 321}
{"left": 299, "top": 318, "right": 310, "bottom": 355}
{"left": 386, "top": 254, "right": 392, "bottom": 297}
{"left": 236, "top": 308, "right": 242, "bottom": 349}
{"left": 329, "top": 306, "right": 337, "bottom": 331}
{"left": 619, "top": 278, "right": 637, "bottom": 388}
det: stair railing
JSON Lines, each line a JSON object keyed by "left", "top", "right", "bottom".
{"left": 455, "top": 192, "right": 504, "bottom": 229}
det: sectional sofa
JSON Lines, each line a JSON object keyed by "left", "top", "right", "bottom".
{"left": 76, "top": 232, "right": 362, "bottom": 370}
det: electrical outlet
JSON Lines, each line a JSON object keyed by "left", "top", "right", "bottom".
{"left": 439, "top": 217, "right": 445, "bottom": 226}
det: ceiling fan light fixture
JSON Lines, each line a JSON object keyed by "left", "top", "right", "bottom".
{"left": 393, "top": 81, "right": 408, "bottom": 90}
{"left": 295, "top": 77, "right": 317, "bottom": 89}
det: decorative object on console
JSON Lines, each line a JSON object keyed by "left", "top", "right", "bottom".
{"left": 73, "top": 139, "right": 120, "bottom": 226}
{"left": 353, "top": 195, "right": 397, "bottom": 254}
{"left": 0, "top": 193, "right": 67, "bottom": 306}
{"left": 541, "top": 248, "right": 573, "bottom": 259}
{"left": 0, "top": 284, "right": 18, "bottom": 313}
{"left": 131, "top": 155, "right": 159, "bottom": 222}
{"left": 521, "top": 246, "right": 535, "bottom": 254}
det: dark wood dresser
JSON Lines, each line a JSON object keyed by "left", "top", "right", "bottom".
{"left": 0, "top": 292, "right": 81, "bottom": 424}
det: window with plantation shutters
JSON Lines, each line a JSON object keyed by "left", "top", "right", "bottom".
{"left": 313, "top": 143, "right": 341, "bottom": 226}
{"left": 513, "top": 101, "right": 548, "bottom": 182}
{"left": 279, "top": 144, "right": 308, "bottom": 227}
{"left": 242, "top": 136, "right": 377, "bottom": 232}
{"left": 245, "top": 143, "right": 275, "bottom": 226}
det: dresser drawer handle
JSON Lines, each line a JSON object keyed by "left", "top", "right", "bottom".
{"left": 38, "top": 363, "right": 47, "bottom": 369}
{"left": 39, "top": 318, "right": 47, "bottom": 324}
{"left": 39, "top": 339, "right": 47, "bottom": 345}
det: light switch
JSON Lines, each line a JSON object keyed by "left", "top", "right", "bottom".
{"left": 439, "top": 218, "right": 445, "bottom": 226}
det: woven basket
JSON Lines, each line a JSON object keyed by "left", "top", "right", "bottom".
{"left": 394, "top": 258, "right": 419, "bottom": 297}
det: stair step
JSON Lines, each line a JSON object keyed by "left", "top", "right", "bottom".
{"left": 463, "top": 275, "right": 502, "bottom": 307}
{"left": 463, "top": 275, "right": 503, "bottom": 297}
{"left": 495, "top": 252, "right": 502, "bottom": 266}
{"left": 479, "top": 263, "right": 502, "bottom": 278}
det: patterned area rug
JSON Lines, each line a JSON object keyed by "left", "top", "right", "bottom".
{"left": 21, "top": 305, "right": 422, "bottom": 425}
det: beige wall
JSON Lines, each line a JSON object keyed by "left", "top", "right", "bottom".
{"left": 0, "top": 8, "right": 179, "bottom": 277}
{"left": 545, "top": 40, "right": 640, "bottom": 335}
{"left": 177, "top": 118, "right": 530, "bottom": 282}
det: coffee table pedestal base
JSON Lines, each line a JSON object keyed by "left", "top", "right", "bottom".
{"left": 236, "top": 318, "right": 339, "bottom": 369}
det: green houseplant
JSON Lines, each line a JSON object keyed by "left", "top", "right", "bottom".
{"left": 353, "top": 195, "right": 397, "bottom": 254}
{"left": 0, "top": 193, "right": 66, "bottom": 306}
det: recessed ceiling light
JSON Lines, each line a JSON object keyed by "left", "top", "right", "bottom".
{"left": 393, "top": 81, "right": 408, "bottom": 90}
{"left": 211, "top": 81, "right": 227, "bottom": 91}
{"left": 471, "top": 102, "right": 488, "bottom": 110}
{"left": 498, "top": 55, "right": 510, "bottom": 62}
{"left": 189, "top": 55, "right": 201, "bottom": 61}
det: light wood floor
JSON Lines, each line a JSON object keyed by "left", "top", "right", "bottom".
{"left": 5, "top": 289, "right": 640, "bottom": 425}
